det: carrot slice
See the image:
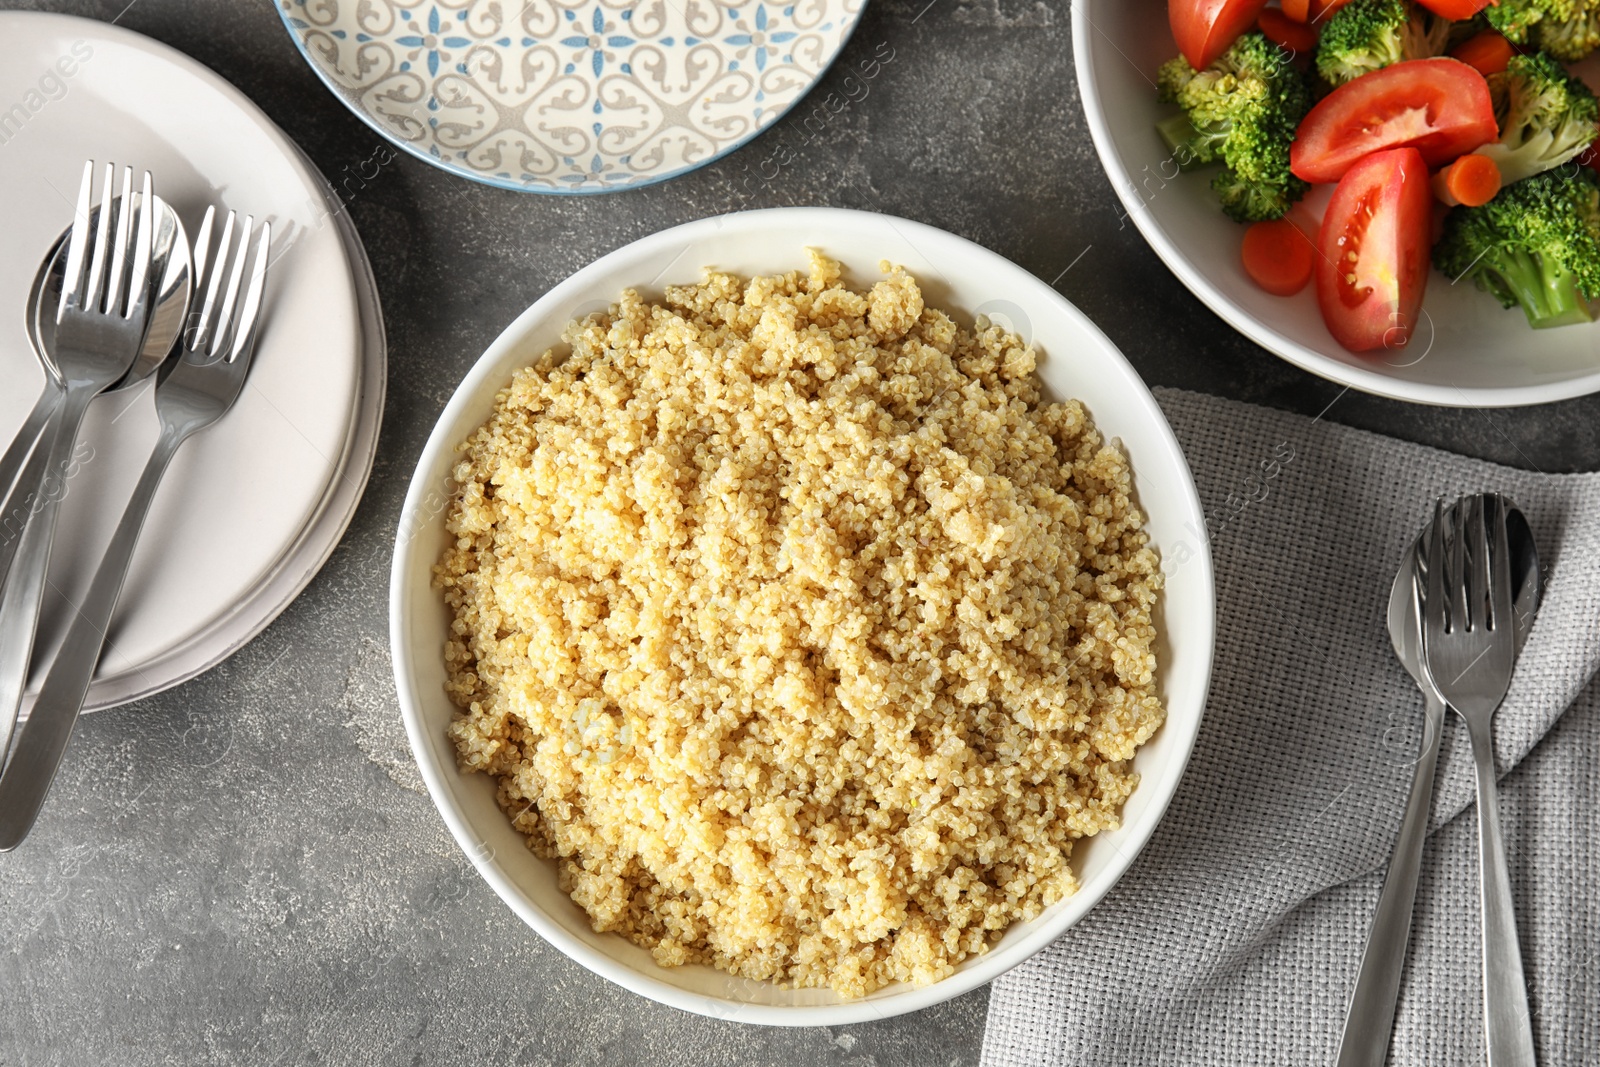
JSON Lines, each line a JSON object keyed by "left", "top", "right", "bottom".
{"left": 1281, "top": 0, "right": 1310, "bottom": 20}
{"left": 1433, "top": 153, "right": 1502, "bottom": 207}
{"left": 1259, "top": 8, "right": 1319, "bottom": 52}
{"left": 1449, "top": 29, "right": 1516, "bottom": 77}
{"left": 1241, "top": 218, "right": 1316, "bottom": 296}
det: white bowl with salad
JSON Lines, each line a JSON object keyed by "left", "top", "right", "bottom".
{"left": 1075, "top": 0, "right": 1600, "bottom": 406}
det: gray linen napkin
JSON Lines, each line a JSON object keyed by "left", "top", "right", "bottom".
{"left": 981, "top": 388, "right": 1600, "bottom": 1066}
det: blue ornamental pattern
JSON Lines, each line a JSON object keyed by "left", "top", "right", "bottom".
{"left": 280, "top": 0, "right": 865, "bottom": 194}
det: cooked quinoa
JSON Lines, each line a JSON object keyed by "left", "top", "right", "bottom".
{"left": 437, "top": 253, "right": 1164, "bottom": 998}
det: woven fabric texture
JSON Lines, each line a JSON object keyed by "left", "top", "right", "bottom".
{"left": 981, "top": 388, "right": 1600, "bottom": 1066}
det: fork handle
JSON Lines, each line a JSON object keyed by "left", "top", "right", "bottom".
{"left": 0, "top": 388, "right": 66, "bottom": 600}
{"left": 0, "top": 405, "right": 62, "bottom": 763}
{"left": 1335, "top": 692, "right": 1446, "bottom": 1067}
{"left": 0, "top": 428, "right": 184, "bottom": 850}
{"left": 0, "top": 386, "right": 63, "bottom": 524}
{"left": 0, "top": 387, "right": 93, "bottom": 770}
{"left": 1468, "top": 718, "right": 1539, "bottom": 1066}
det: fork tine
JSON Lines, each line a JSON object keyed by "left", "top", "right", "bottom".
{"left": 1468, "top": 495, "right": 1491, "bottom": 634}
{"left": 84, "top": 163, "right": 115, "bottom": 316}
{"left": 105, "top": 166, "right": 135, "bottom": 315}
{"left": 189, "top": 211, "right": 236, "bottom": 355}
{"left": 1490, "top": 496, "right": 1514, "bottom": 634}
{"left": 228, "top": 221, "right": 271, "bottom": 365}
{"left": 1425, "top": 496, "right": 1447, "bottom": 640}
{"left": 1447, "top": 497, "right": 1469, "bottom": 634}
{"left": 57, "top": 161, "right": 94, "bottom": 323}
{"left": 123, "top": 172, "right": 154, "bottom": 320}
{"left": 190, "top": 205, "right": 216, "bottom": 292}
{"left": 208, "top": 215, "right": 254, "bottom": 360}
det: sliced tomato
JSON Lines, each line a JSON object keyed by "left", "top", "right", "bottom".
{"left": 1171, "top": 0, "right": 1270, "bottom": 70}
{"left": 1258, "top": 8, "right": 1319, "bottom": 52}
{"left": 1291, "top": 58, "right": 1498, "bottom": 184}
{"left": 1317, "top": 148, "right": 1433, "bottom": 354}
{"left": 1413, "top": 0, "right": 1490, "bottom": 16}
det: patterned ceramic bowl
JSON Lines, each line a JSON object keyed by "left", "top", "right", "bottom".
{"left": 276, "top": 0, "right": 867, "bottom": 194}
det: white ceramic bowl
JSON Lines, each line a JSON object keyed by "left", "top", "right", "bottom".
{"left": 1075, "top": 0, "right": 1600, "bottom": 407}
{"left": 390, "top": 207, "right": 1216, "bottom": 1024}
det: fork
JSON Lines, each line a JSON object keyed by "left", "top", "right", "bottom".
{"left": 0, "top": 208, "right": 271, "bottom": 850}
{"left": 0, "top": 163, "right": 162, "bottom": 762}
{"left": 1420, "top": 494, "right": 1538, "bottom": 1067}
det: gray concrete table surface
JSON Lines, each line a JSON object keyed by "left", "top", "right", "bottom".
{"left": 3, "top": 1, "right": 1598, "bottom": 1065}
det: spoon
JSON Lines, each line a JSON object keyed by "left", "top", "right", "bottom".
{"left": 0, "top": 197, "right": 191, "bottom": 591}
{"left": 0, "top": 193, "right": 190, "bottom": 762}
{"left": 1335, "top": 495, "right": 1541, "bottom": 1067}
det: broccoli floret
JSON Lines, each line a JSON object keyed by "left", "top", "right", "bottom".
{"left": 1317, "top": 0, "right": 1450, "bottom": 86}
{"left": 1478, "top": 52, "right": 1600, "bottom": 185}
{"left": 1434, "top": 168, "right": 1600, "bottom": 328}
{"left": 1209, "top": 169, "right": 1302, "bottom": 220}
{"left": 1155, "top": 111, "right": 1228, "bottom": 168}
{"left": 1157, "top": 32, "right": 1312, "bottom": 222}
{"left": 1486, "top": 0, "right": 1600, "bottom": 61}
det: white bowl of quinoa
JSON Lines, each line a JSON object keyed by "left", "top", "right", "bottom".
{"left": 390, "top": 207, "right": 1215, "bottom": 1025}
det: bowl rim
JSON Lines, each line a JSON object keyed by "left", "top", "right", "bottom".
{"left": 389, "top": 205, "right": 1216, "bottom": 1024}
{"left": 1071, "top": 1, "right": 1600, "bottom": 408}
{"left": 272, "top": 0, "right": 869, "bottom": 197}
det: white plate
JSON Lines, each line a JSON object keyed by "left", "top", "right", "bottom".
{"left": 1075, "top": 0, "right": 1600, "bottom": 407}
{"left": 390, "top": 207, "right": 1217, "bottom": 1025}
{"left": 275, "top": 0, "right": 869, "bottom": 194}
{"left": 0, "top": 12, "right": 376, "bottom": 709}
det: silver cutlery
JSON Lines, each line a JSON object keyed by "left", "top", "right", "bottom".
{"left": 1337, "top": 497, "right": 1540, "bottom": 1066}
{"left": 0, "top": 163, "right": 177, "bottom": 763}
{"left": 1421, "top": 494, "right": 1539, "bottom": 1066}
{"left": 0, "top": 207, "right": 271, "bottom": 850}
{"left": 0, "top": 194, "right": 191, "bottom": 593}
{"left": 0, "top": 356, "right": 61, "bottom": 532}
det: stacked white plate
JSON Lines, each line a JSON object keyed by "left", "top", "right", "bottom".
{"left": 0, "top": 12, "right": 385, "bottom": 712}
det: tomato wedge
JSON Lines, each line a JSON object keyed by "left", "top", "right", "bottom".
{"left": 1291, "top": 58, "right": 1498, "bottom": 184}
{"left": 1171, "top": 0, "right": 1270, "bottom": 70}
{"left": 1413, "top": 0, "right": 1490, "bottom": 16}
{"left": 1317, "top": 148, "right": 1433, "bottom": 354}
